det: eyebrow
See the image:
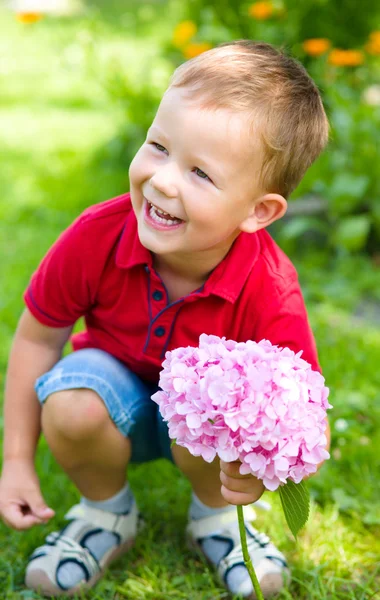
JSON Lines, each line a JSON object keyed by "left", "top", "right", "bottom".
{"left": 147, "top": 126, "right": 168, "bottom": 142}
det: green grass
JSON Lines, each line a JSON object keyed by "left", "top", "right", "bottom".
{"left": 0, "top": 4, "right": 379, "bottom": 599}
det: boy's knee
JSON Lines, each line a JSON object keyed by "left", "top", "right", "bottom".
{"left": 172, "top": 443, "right": 214, "bottom": 472}
{"left": 41, "top": 389, "right": 110, "bottom": 442}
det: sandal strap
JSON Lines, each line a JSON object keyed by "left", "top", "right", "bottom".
{"left": 65, "top": 503, "right": 138, "bottom": 539}
{"left": 29, "top": 533, "right": 100, "bottom": 580}
{"left": 187, "top": 504, "right": 257, "bottom": 539}
{"left": 26, "top": 503, "right": 140, "bottom": 594}
{"left": 218, "top": 525, "right": 288, "bottom": 581}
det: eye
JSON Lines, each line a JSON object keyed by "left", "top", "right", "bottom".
{"left": 151, "top": 142, "right": 168, "bottom": 154}
{"left": 194, "top": 167, "right": 212, "bottom": 182}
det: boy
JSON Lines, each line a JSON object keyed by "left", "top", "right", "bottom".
{"left": 0, "top": 40, "right": 329, "bottom": 598}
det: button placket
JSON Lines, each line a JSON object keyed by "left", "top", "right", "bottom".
{"left": 145, "top": 265, "right": 167, "bottom": 319}
{"left": 143, "top": 301, "right": 183, "bottom": 358}
{"left": 154, "top": 325, "right": 166, "bottom": 337}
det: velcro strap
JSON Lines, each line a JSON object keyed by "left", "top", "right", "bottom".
{"left": 65, "top": 502, "right": 138, "bottom": 538}
{"left": 187, "top": 504, "right": 256, "bottom": 539}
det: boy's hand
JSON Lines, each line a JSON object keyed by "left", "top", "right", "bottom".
{"left": 0, "top": 459, "right": 55, "bottom": 530}
{"left": 220, "top": 460, "right": 265, "bottom": 505}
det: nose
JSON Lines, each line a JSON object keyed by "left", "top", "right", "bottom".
{"left": 150, "top": 162, "right": 178, "bottom": 198}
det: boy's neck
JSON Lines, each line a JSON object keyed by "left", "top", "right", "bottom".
{"left": 152, "top": 244, "right": 234, "bottom": 297}
{"left": 153, "top": 253, "right": 213, "bottom": 285}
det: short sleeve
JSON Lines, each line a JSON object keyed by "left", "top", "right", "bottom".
{"left": 255, "top": 275, "right": 321, "bottom": 372}
{"left": 24, "top": 217, "right": 93, "bottom": 327}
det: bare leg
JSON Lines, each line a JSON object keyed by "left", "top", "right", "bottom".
{"left": 171, "top": 444, "right": 287, "bottom": 598}
{"left": 25, "top": 389, "right": 136, "bottom": 594}
{"left": 41, "top": 389, "right": 131, "bottom": 499}
{"left": 171, "top": 443, "right": 228, "bottom": 508}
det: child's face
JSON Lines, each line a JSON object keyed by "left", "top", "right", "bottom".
{"left": 129, "top": 88, "right": 265, "bottom": 263}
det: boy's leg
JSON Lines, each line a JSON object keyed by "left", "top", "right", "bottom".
{"left": 26, "top": 348, "right": 160, "bottom": 596}
{"left": 172, "top": 444, "right": 288, "bottom": 599}
{"left": 29, "top": 388, "right": 136, "bottom": 592}
{"left": 171, "top": 444, "right": 227, "bottom": 508}
{"left": 41, "top": 388, "right": 131, "bottom": 500}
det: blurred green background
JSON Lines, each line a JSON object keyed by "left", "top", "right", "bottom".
{"left": 0, "top": 1, "right": 379, "bottom": 599}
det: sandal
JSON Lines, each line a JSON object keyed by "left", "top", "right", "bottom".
{"left": 25, "top": 502, "right": 140, "bottom": 597}
{"left": 187, "top": 504, "right": 289, "bottom": 599}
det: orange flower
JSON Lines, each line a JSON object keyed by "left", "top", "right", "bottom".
{"left": 369, "top": 31, "right": 380, "bottom": 43}
{"left": 365, "top": 31, "right": 380, "bottom": 55}
{"left": 183, "top": 42, "right": 212, "bottom": 59}
{"left": 302, "top": 38, "right": 331, "bottom": 57}
{"left": 328, "top": 49, "right": 364, "bottom": 67}
{"left": 366, "top": 40, "right": 380, "bottom": 55}
{"left": 16, "top": 12, "right": 43, "bottom": 24}
{"left": 248, "top": 2, "right": 274, "bottom": 20}
{"left": 172, "top": 21, "right": 197, "bottom": 48}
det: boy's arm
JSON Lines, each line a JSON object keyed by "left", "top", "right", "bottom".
{"left": 0, "top": 308, "right": 72, "bottom": 529}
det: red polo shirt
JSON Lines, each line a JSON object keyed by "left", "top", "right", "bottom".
{"left": 24, "top": 193, "right": 320, "bottom": 382}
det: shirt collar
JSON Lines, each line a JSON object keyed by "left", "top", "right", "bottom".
{"left": 202, "top": 232, "right": 260, "bottom": 303}
{"left": 115, "top": 196, "right": 260, "bottom": 303}
{"left": 115, "top": 201, "right": 153, "bottom": 269}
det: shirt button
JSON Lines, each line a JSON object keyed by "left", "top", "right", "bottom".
{"left": 152, "top": 290, "right": 163, "bottom": 301}
{"left": 154, "top": 326, "right": 166, "bottom": 337}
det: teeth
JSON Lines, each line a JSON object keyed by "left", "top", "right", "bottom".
{"left": 153, "top": 204, "right": 176, "bottom": 219}
{"left": 156, "top": 207, "right": 170, "bottom": 216}
{"left": 149, "top": 205, "right": 179, "bottom": 226}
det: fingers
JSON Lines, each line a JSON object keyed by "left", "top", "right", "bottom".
{"left": 220, "top": 469, "right": 258, "bottom": 493}
{"left": 220, "top": 460, "right": 251, "bottom": 479}
{"left": 22, "top": 487, "right": 55, "bottom": 521}
{"left": 29, "top": 499, "right": 55, "bottom": 521}
{"left": 1, "top": 503, "right": 45, "bottom": 530}
{"left": 221, "top": 485, "right": 259, "bottom": 506}
{"left": 0, "top": 489, "right": 54, "bottom": 530}
{"left": 220, "top": 460, "right": 265, "bottom": 505}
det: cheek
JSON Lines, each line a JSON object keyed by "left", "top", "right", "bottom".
{"left": 187, "top": 205, "right": 225, "bottom": 234}
{"left": 129, "top": 148, "right": 148, "bottom": 186}
{"left": 189, "top": 196, "right": 232, "bottom": 223}
{"left": 191, "top": 202, "right": 244, "bottom": 237}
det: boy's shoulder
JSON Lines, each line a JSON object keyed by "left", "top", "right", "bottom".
{"left": 215, "top": 228, "right": 300, "bottom": 308}
{"left": 66, "top": 193, "right": 135, "bottom": 256}
{"left": 78, "top": 192, "right": 133, "bottom": 226}
{"left": 253, "top": 229, "right": 299, "bottom": 292}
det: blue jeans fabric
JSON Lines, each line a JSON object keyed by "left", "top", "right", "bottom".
{"left": 35, "top": 348, "right": 172, "bottom": 464}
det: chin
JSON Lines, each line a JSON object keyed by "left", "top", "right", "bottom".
{"left": 136, "top": 225, "right": 165, "bottom": 255}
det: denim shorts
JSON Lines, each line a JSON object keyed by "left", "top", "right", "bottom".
{"left": 34, "top": 348, "right": 172, "bottom": 464}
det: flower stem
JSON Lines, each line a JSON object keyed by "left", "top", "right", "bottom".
{"left": 237, "top": 504, "right": 265, "bottom": 600}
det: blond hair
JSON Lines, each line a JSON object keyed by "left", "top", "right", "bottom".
{"left": 169, "top": 40, "right": 329, "bottom": 198}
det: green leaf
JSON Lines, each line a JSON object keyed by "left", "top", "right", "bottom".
{"left": 329, "top": 173, "right": 369, "bottom": 204}
{"left": 280, "top": 216, "right": 327, "bottom": 240}
{"left": 334, "top": 215, "right": 371, "bottom": 252}
{"left": 278, "top": 480, "right": 310, "bottom": 538}
{"left": 170, "top": 439, "right": 177, "bottom": 448}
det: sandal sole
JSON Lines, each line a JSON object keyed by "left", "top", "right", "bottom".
{"left": 25, "top": 537, "right": 135, "bottom": 597}
{"left": 187, "top": 536, "right": 287, "bottom": 599}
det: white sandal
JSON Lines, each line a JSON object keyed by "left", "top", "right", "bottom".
{"left": 187, "top": 505, "right": 289, "bottom": 599}
{"left": 25, "top": 502, "right": 140, "bottom": 597}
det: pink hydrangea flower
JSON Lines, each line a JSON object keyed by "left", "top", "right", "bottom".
{"left": 152, "top": 335, "right": 331, "bottom": 491}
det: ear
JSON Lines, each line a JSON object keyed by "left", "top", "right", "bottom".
{"left": 239, "top": 193, "right": 287, "bottom": 234}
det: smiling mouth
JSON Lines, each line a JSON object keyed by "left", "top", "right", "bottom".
{"left": 147, "top": 200, "right": 183, "bottom": 226}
